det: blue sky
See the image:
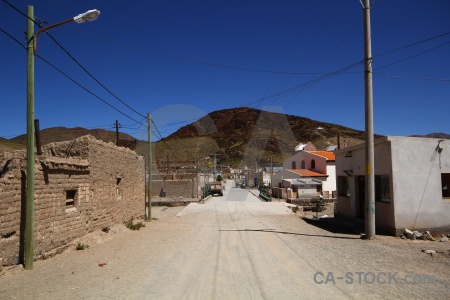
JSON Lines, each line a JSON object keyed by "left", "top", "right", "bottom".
{"left": 1, "top": 0, "right": 449, "bottom": 141}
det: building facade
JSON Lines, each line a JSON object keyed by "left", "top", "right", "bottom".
{"left": 0, "top": 135, "right": 145, "bottom": 265}
{"left": 335, "top": 136, "right": 450, "bottom": 235}
{"left": 272, "top": 150, "right": 336, "bottom": 199}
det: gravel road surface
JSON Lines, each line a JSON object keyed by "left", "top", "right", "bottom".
{"left": 1, "top": 182, "right": 449, "bottom": 299}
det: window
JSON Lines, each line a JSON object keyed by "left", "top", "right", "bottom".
{"left": 292, "top": 161, "right": 296, "bottom": 169}
{"left": 442, "top": 173, "right": 450, "bottom": 199}
{"left": 375, "top": 175, "right": 390, "bottom": 203}
{"left": 116, "top": 178, "right": 122, "bottom": 195}
{"left": 301, "top": 160, "right": 306, "bottom": 169}
{"left": 65, "top": 190, "right": 77, "bottom": 207}
{"left": 337, "top": 176, "right": 350, "bottom": 197}
{"left": 311, "top": 159, "right": 316, "bottom": 169}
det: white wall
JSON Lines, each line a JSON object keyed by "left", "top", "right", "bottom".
{"left": 272, "top": 170, "right": 301, "bottom": 187}
{"left": 390, "top": 137, "right": 450, "bottom": 230}
{"left": 283, "top": 151, "right": 328, "bottom": 174}
{"left": 324, "top": 162, "right": 336, "bottom": 192}
{"left": 335, "top": 136, "right": 450, "bottom": 234}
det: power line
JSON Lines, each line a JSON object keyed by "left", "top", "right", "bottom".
{"left": 373, "top": 31, "right": 450, "bottom": 59}
{"left": 3, "top": 0, "right": 147, "bottom": 122}
{"left": 373, "top": 72, "right": 450, "bottom": 82}
{"left": 0, "top": 27, "right": 25, "bottom": 49}
{"left": 36, "top": 53, "right": 143, "bottom": 124}
{"left": 2, "top": 0, "right": 40, "bottom": 27}
{"left": 246, "top": 35, "right": 450, "bottom": 109}
{"left": 243, "top": 61, "right": 362, "bottom": 108}
{"left": 0, "top": 27, "right": 149, "bottom": 139}
{"left": 44, "top": 32, "right": 147, "bottom": 119}
{"left": 0, "top": 26, "right": 144, "bottom": 124}
{"left": 151, "top": 119, "right": 179, "bottom": 158}
{"left": 284, "top": 1, "right": 357, "bottom": 109}
{"left": 375, "top": 40, "right": 450, "bottom": 70}
{"left": 67, "top": 29, "right": 345, "bottom": 76}
{"left": 258, "top": 0, "right": 324, "bottom": 101}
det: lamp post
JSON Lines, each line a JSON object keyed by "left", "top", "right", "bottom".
{"left": 25, "top": 6, "right": 100, "bottom": 270}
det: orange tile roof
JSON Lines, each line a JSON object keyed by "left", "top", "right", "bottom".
{"left": 308, "top": 151, "right": 335, "bottom": 161}
{"left": 287, "top": 169, "right": 328, "bottom": 177}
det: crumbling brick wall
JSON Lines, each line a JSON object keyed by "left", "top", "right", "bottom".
{"left": 0, "top": 135, "right": 144, "bottom": 265}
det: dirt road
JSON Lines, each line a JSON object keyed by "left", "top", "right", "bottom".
{"left": 1, "top": 184, "right": 449, "bottom": 299}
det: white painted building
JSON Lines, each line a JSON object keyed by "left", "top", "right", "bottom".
{"left": 335, "top": 136, "right": 450, "bottom": 236}
{"left": 272, "top": 150, "right": 336, "bottom": 199}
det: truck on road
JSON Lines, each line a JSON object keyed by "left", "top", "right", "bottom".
{"left": 206, "top": 182, "right": 223, "bottom": 196}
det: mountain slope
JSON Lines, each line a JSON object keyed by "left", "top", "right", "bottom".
{"left": 9, "top": 126, "right": 136, "bottom": 147}
{"left": 8, "top": 127, "right": 136, "bottom": 149}
{"left": 162, "top": 107, "right": 370, "bottom": 164}
{"left": 411, "top": 133, "right": 450, "bottom": 139}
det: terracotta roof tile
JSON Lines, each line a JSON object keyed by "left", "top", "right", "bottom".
{"left": 308, "top": 151, "right": 335, "bottom": 161}
{"left": 287, "top": 169, "right": 328, "bottom": 177}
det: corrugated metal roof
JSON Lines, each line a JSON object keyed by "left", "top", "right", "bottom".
{"left": 326, "top": 145, "right": 338, "bottom": 151}
{"left": 291, "top": 178, "right": 323, "bottom": 185}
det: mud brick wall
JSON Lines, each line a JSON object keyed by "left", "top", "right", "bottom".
{"left": 152, "top": 178, "right": 197, "bottom": 198}
{"left": 0, "top": 135, "right": 145, "bottom": 265}
{"left": 152, "top": 173, "right": 197, "bottom": 181}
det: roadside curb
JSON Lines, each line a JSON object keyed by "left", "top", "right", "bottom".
{"left": 247, "top": 190, "right": 266, "bottom": 202}
{"left": 199, "top": 195, "right": 213, "bottom": 204}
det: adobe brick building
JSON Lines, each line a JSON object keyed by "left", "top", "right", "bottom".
{"left": 0, "top": 135, "right": 145, "bottom": 265}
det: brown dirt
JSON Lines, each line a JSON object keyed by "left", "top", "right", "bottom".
{"left": 1, "top": 197, "right": 449, "bottom": 299}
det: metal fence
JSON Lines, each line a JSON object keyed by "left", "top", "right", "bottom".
{"left": 258, "top": 185, "right": 272, "bottom": 201}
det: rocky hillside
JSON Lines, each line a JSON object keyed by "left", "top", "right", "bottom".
{"left": 162, "top": 107, "right": 370, "bottom": 165}
{"left": 9, "top": 127, "right": 137, "bottom": 149}
{"left": 411, "top": 133, "right": 450, "bottom": 139}
{"left": 3, "top": 107, "right": 448, "bottom": 167}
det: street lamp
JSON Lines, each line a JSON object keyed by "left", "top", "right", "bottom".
{"left": 25, "top": 6, "right": 100, "bottom": 270}
{"left": 33, "top": 9, "right": 100, "bottom": 53}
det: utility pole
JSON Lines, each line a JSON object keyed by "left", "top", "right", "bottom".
{"left": 362, "top": 0, "right": 376, "bottom": 239}
{"left": 146, "top": 113, "right": 152, "bottom": 220}
{"left": 196, "top": 158, "right": 199, "bottom": 198}
{"left": 166, "top": 154, "right": 169, "bottom": 174}
{"left": 213, "top": 153, "right": 217, "bottom": 181}
{"left": 25, "top": 5, "right": 35, "bottom": 270}
{"left": 23, "top": 5, "right": 100, "bottom": 271}
{"left": 115, "top": 120, "right": 119, "bottom": 146}
{"left": 270, "top": 156, "right": 273, "bottom": 187}
{"left": 34, "top": 119, "right": 42, "bottom": 155}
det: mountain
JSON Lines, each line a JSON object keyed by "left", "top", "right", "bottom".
{"left": 161, "top": 107, "right": 371, "bottom": 164}
{"left": 0, "top": 137, "right": 23, "bottom": 152}
{"left": 7, "top": 127, "right": 137, "bottom": 149}
{"left": 411, "top": 133, "right": 450, "bottom": 139}
{"left": 3, "top": 108, "right": 448, "bottom": 167}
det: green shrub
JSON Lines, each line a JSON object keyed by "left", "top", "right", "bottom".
{"left": 75, "top": 242, "right": 89, "bottom": 250}
{"left": 124, "top": 217, "right": 146, "bottom": 230}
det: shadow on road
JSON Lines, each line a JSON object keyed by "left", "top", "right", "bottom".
{"left": 301, "top": 217, "right": 365, "bottom": 236}
{"left": 218, "top": 228, "right": 361, "bottom": 240}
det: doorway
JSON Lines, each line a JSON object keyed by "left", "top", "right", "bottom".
{"left": 356, "top": 176, "right": 365, "bottom": 219}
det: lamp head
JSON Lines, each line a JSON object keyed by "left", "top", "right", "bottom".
{"left": 74, "top": 9, "right": 101, "bottom": 24}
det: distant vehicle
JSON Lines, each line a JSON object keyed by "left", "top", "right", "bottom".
{"left": 205, "top": 182, "right": 223, "bottom": 196}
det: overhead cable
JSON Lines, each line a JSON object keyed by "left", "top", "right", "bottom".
{"left": 3, "top": 0, "right": 146, "bottom": 121}
{"left": 36, "top": 53, "right": 143, "bottom": 124}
